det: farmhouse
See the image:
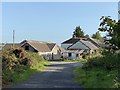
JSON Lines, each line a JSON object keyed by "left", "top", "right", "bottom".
{"left": 61, "top": 37, "right": 98, "bottom": 59}
{"left": 62, "top": 50, "right": 84, "bottom": 60}
{"left": 21, "top": 40, "right": 63, "bottom": 60}
{"left": 2, "top": 40, "right": 63, "bottom": 60}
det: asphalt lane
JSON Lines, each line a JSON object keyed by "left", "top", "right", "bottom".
{"left": 5, "top": 61, "right": 83, "bottom": 88}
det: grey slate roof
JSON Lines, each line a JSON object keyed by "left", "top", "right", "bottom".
{"left": 61, "top": 38, "right": 80, "bottom": 44}
{"left": 21, "top": 40, "right": 57, "bottom": 52}
{"left": 2, "top": 43, "right": 21, "bottom": 50}
{"left": 47, "top": 43, "right": 56, "bottom": 50}
{"left": 2, "top": 40, "right": 63, "bottom": 53}
{"left": 80, "top": 40, "right": 98, "bottom": 50}
{"left": 88, "top": 38, "right": 103, "bottom": 47}
{"left": 62, "top": 37, "right": 99, "bottom": 50}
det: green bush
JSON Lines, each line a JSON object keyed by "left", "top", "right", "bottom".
{"left": 82, "top": 50, "right": 120, "bottom": 70}
{"left": 2, "top": 49, "right": 48, "bottom": 85}
{"left": 74, "top": 49, "right": 120, "bottom": 88}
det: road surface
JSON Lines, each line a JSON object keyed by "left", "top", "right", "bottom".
{"left": 5, "top": 61, "right": 83, "bottom": 89}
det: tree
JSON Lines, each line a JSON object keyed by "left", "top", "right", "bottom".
{"left": 98, "top": 16, "right": 120, "bottom": 49}
{"left": 112, "top": 20, "right": 120, "bottom": 48}
{"left": 72, "top": 26, "right": 84, "bottom": 38}
{"left": 92, "top": 31, "right": 101, "bottom": 39}
{"left": 92, "top": 31, "right": 104, "bottom": 42}
{"left": 84, "top": 34, "right": 90, "bottom": 38}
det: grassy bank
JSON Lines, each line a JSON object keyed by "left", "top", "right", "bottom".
{"left": 74, "top": 67, "right": 117, "bottom": 88}
{"left": 2, "top": 49, "right": 48, "bottom": 85}
{"left": 74, "top": 50, "right": 120, "bottom": 88}
{"left": 10, "top": 59, "right": 48, "bottom": 83}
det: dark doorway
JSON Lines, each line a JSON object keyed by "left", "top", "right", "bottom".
{"left": 25, "top": 46, "right": 29, "bottom": 50}
{"left": 68, "top": 53, "right": 72, "bottom": 57}
{"left": 52, "top": 53, "right": 54, "bottom": 60}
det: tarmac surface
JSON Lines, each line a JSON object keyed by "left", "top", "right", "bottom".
{"left": 4, "top": 61, "right": 83, "bottom": 89}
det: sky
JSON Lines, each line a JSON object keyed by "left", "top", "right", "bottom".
{"left": 118, "top": 1, "right": 120, "bottom": 20}
{"left": 2, "top": 2, "right": 118, "bottom": 45}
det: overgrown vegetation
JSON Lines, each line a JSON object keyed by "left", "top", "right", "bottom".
{"left": 75, "top": 67, "right": 117, "bottom": 88}
{"left": 74, "top": 49, "right": 120, "bottom": 88}
{"left": 2, "top": 48, "right": 48, "bottom": 86}
{"left": 99, "top": 16, "right": 120, "bottom": 49}
{"left": 74, "top": 16, "right": 120, "bottom": 88}
{"left": 91, "top": 31, "right": 104, "bottom": 42}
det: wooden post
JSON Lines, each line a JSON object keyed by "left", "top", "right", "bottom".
{"left": 13, "top": 30, "right": 15, "bottom": 49}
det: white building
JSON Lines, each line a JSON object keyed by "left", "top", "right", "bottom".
{"left": 61, "top": 37, "right": 98, "bottom": 59}
{"left": 62, "top": 50, "right": 83, "bottom": 60}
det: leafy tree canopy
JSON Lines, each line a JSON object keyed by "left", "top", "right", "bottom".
{"left": 84, "top": 34, "right": 90, "bottom": 38}
{"left": 98, "top": 16, "right": 120, "bottom": 49}
{"left": 92, "top": 31, "right": 101, "bottom": 39}
{"left": 92, "top": 31, "right": 104, "bottom": 42}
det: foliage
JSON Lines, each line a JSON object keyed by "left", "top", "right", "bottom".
{"left": 74, "top": 50, "right": 120, "bottom": 88}
{"left": 92, "top": 31, "right": 100, "bottom": 39}
{"left": 74, "top": 16, "right": 120, "bottom": 88}
{"left": 84, "top": 34, "right": 90, "bottom": 38}
{"left": 74, "top": 67, "right": 117, "bottom": 88}
{"left": 73, "top": 26, "right": 84, "bottom": 38}
{"left": 92, "top": 31, "right": 104, "bottom": 42}
{"left": 82, "top": 50, "right": 120, "bottom": 70}
{"left": 98, "top": 16, "right": 120, "bottom": 49}
{"left": 2, "top": 49, "right": 48, "bottom": 85}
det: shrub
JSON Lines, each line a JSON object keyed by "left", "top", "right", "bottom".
{"left": 77, "top": 49, "right": 120, "bottom": 88}
{"left": 2, "top": 49, "right": 48, "bottom": 85}
{"left": 82, "top": 50, "right": 120, "bottom": 70}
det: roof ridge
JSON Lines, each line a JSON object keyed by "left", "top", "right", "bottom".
{"left": 80, "top": 40, "right": 98, "bottom": 50}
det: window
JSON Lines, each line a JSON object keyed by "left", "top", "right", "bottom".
{"left": 84, "top": 49, "right": 88, "bottom": 53}
{"left": 68, "top": 53, "right": 72, "bottom": 57}
{"left": 25, "top": 46, "right": 29, "bottom": 50}
{"left": 76, "top": 54, "right": 79, "bottom": 57}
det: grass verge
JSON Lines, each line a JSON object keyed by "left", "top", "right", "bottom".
{"left": 12, "top": 60, "right": 48, "bottom": 83}
{"left": 74, "top": 67, "right": 117, "bottom": 88}
{"left": 74, "top": 50, "right": 120, "bottom": 88}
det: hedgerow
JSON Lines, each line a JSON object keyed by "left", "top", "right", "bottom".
{"left": 2, "top": 48, "right": 48, "bottom": 85}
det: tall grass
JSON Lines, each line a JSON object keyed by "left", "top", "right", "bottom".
{"left": 74, "top": 50, "right": 120, "bottom": 88}
{"left": 74, "top": 67, "right": 117, "bottom": 88}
